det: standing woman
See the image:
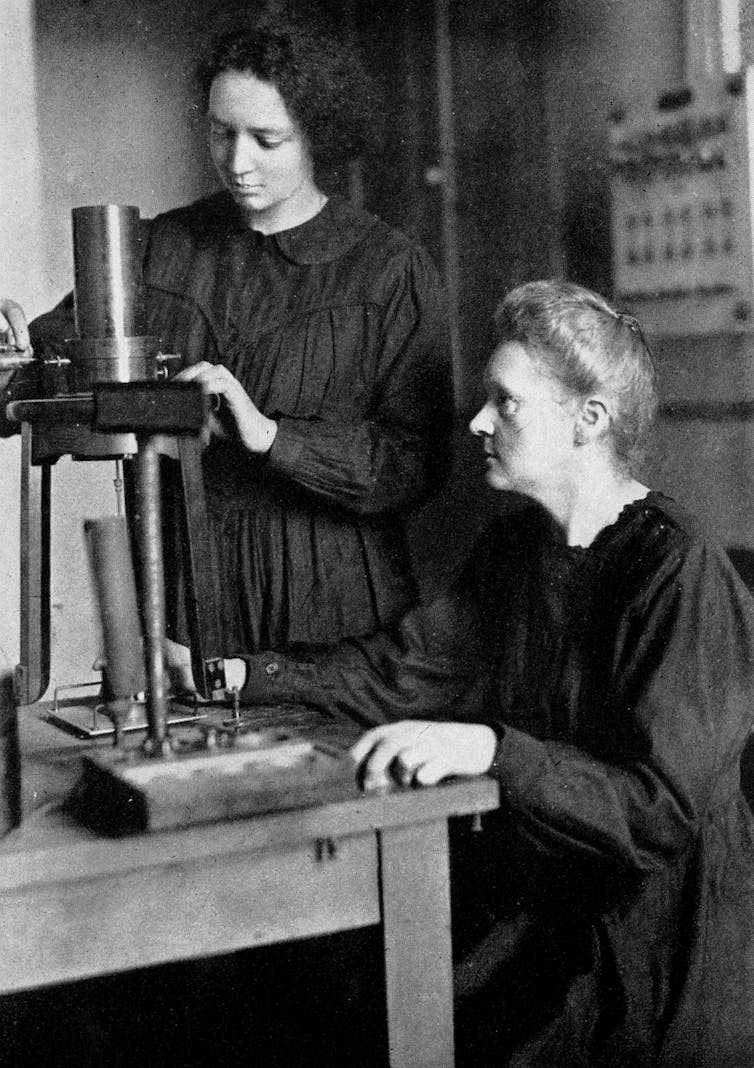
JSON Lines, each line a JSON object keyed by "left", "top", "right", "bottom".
{"left": 4, "top": 13, "right": 452, "bottom": 668}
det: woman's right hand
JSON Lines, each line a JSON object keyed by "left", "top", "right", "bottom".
{"left": 174, "top": 361, "right": 278, "bottom": 454}
{"left": 0, "top": 299, "right": 32, "bottom": 355}
{"left": 350, "top": 720, "right": 498, "bottom": 791}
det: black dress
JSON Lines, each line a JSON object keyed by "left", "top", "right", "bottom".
{"left": 21, "top": 193, "right": 453, "bottom": 653}
{"left": 240, "top": 492, "right": 754, "bottom": 1066}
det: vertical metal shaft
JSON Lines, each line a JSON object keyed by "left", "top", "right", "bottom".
{"left": 134, "top": 436, "right": 169, "bottom": 751}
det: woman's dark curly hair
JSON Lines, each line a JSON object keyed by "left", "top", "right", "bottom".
{"left": 196, "top": 13, "right": 381, "bottom": 173}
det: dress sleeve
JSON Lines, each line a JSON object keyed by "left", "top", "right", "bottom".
{"left": 490, "top": 540, "right": 754, "bottom": 882}
{"left": 238, "top": 576, "right": 490, "bottom": 729}
{"left": 264, "top": 247, "right": 454, "bottom": 515}
{"left": 28, "top": 293, "right": 77, "bottom": 350}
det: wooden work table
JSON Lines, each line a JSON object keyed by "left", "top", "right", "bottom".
{"left": 0, "top": 705, "right": 499, "bottom": 1068}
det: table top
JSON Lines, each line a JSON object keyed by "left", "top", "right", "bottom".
{"left": 0, "top": 704, "right": 500, "bottom": 892}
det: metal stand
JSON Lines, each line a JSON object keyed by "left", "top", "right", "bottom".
{"left": 7, "top": 204, "right": 227, "bottom": 716}
{"left": 11, "top": 384, "right": 222, "bottom": 721}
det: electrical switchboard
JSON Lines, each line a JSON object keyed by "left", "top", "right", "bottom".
{"left": 609, "top": 72, "right": 754, "bottom": 336}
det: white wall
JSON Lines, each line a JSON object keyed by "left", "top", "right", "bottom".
{"left": 34, "top": 0, "right": 219, "bottom": 295}
{"left": 0, "top": 1, "right": 48, "bottom": 680}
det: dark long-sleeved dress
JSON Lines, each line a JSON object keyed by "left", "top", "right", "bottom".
{"left": 16, "top": 193, "right": 452, "bottom": 652}
{"left": 238, "top": 491, "right": 754, "bottom": 1066}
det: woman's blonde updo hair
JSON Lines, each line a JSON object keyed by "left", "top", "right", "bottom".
{"left": 495, "top": 280, "right": 658, "bottom": 473}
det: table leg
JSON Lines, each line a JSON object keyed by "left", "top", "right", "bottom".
{"left": 379, "top": 817, "right": 455, "bottom": 1068}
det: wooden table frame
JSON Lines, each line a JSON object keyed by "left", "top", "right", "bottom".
{"left": 0, "top": 711, "right": 499, "bottom": 1068}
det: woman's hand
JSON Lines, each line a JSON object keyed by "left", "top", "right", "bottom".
{"left": 175, "top": 361, "right": 278, "bottom": 454}
{"left": 0, "top": 298, "right": 33, "bottom": 354}
{"left": 350, "top": 720, "right": 498, "bottom": 791}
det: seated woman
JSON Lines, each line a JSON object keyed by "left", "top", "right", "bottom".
{"left": 237, "top": 280, "right": 754, "bottom": 1066}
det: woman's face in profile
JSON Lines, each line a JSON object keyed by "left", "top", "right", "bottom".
{"left": 469, "top": 341, "right": 579, "bottom": 505}
{"left": 207, "top": 69, "right": 317, "bottom": 231}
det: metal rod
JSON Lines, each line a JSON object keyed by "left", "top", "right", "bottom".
{"left": 0, "top": 351, "right": 35, "bottom": 371}
{"left": 0, "top": 350, "right": 70, "bottom": 373}
{"left": 17, "top": 423, "right": 51, "bottom": 706}
{"left": 134, "top": 435, "right": 170, "bottom": 753}
{"left": 113, "top": 460, "right": 124, "bottom": 517}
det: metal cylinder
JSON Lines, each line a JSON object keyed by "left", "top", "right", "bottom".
{"left": 69, "top": 336, "right": 161, "bottom": 391}
{"left": 72, "top": 205, "right": 145, "bottom": 338}
{"left": 85, "top": 516, "right": 145, "bottom": 701}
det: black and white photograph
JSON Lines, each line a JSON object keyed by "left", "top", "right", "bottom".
{"left": 0, "top": 1, "right": 753, "bottom": 1064}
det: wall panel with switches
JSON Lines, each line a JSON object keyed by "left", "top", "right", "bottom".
{"left": 609, "top": 72, "right": 754, "bottom": 336}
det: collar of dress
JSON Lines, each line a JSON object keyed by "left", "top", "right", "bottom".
{"left": 221, "top": 192, "right": 378, "bottom": 265}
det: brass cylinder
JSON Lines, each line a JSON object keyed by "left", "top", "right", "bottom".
{"left": 72, "top": 205, "right": 145, "bottom": 339}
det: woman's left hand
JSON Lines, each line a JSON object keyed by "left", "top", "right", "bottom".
{"left": 175, "top": 361, "right": 278, "bottom": 454}
{"left": 350, "top": 720, "right": 498, "bottom": 791}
